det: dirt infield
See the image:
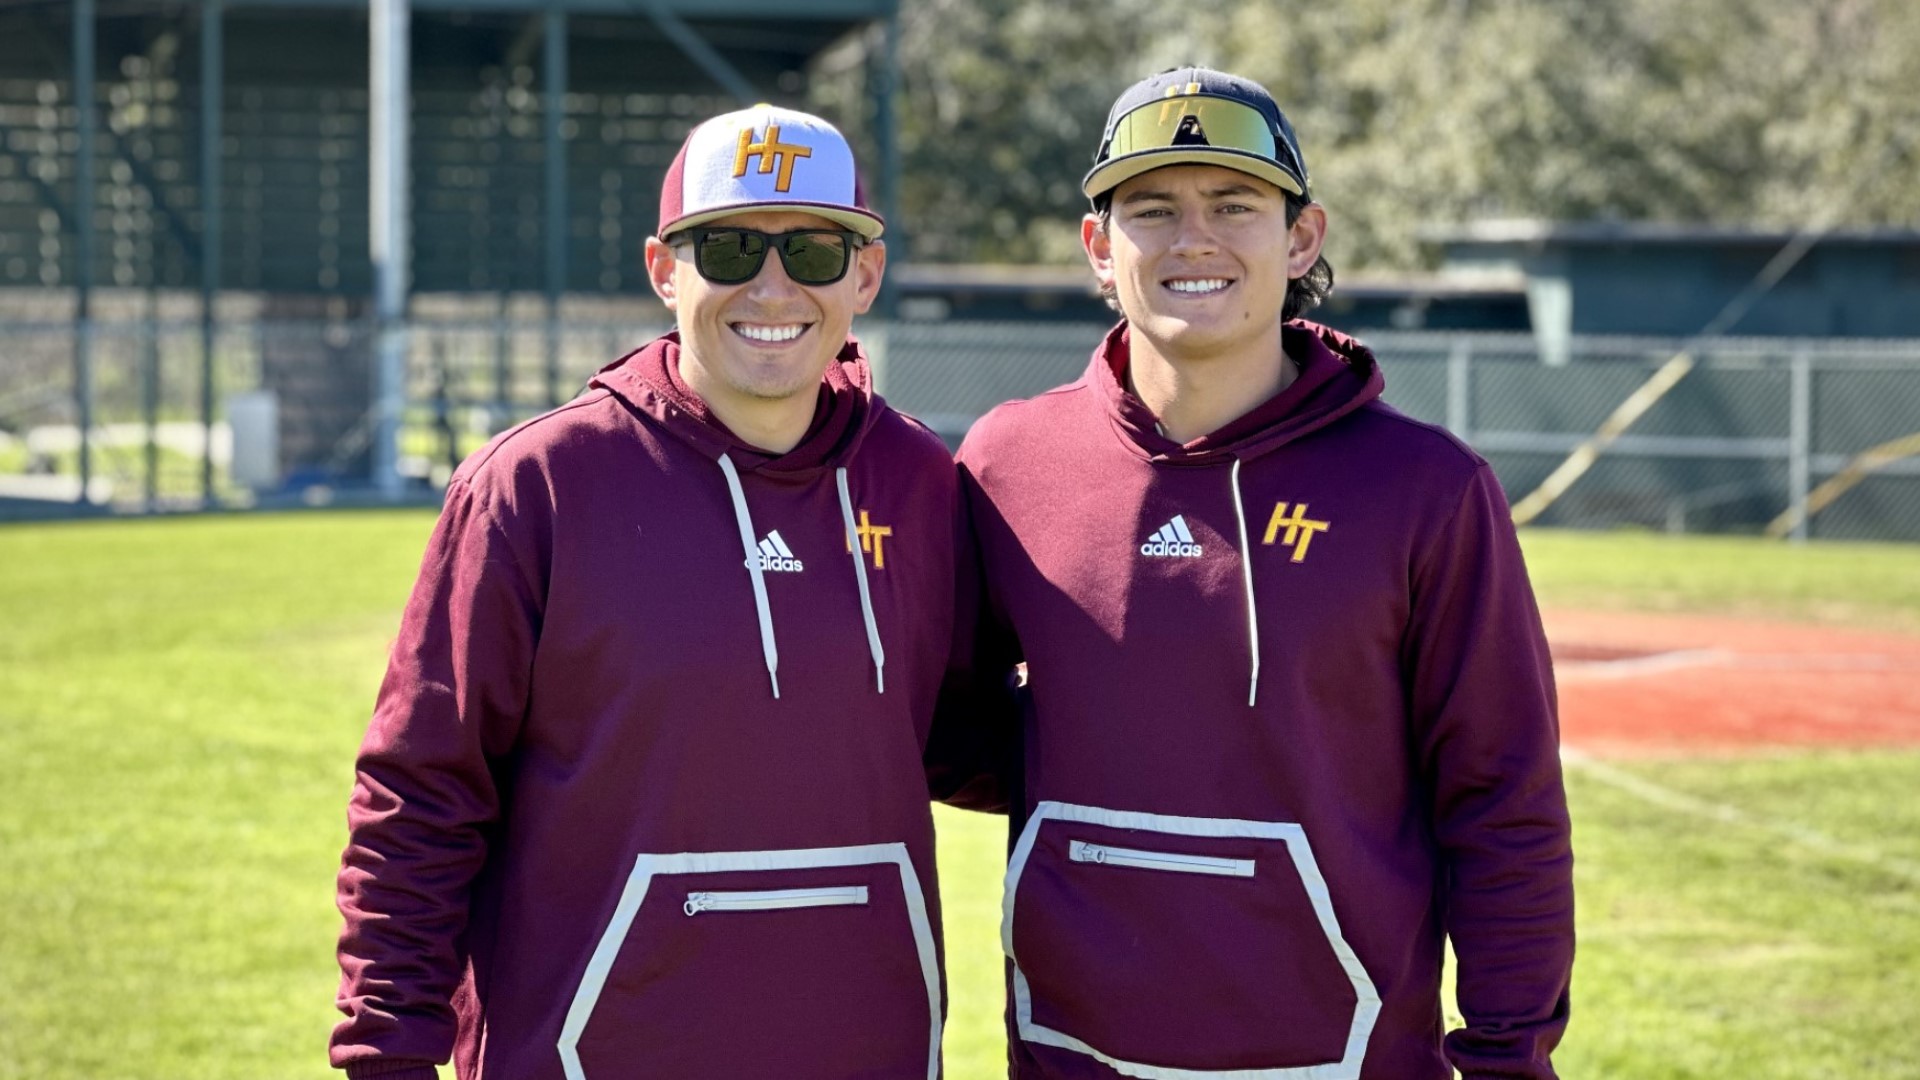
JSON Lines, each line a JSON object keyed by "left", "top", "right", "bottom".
{"left": 1546, "top": 609, "right": 1920, "bottom": 757}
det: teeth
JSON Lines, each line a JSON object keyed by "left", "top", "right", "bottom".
{"left": 1167, "top": 278, "right": 1230, "bottom": 294}
{"left": 735, "top": 323, "right": 805, "bottom": 342}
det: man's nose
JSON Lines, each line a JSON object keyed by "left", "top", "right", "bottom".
{"left": 745, "top": 244, "right": 805, "bottom": 298}
{"left": 1168, "top": 211, "right": 1221, "bottom": 256}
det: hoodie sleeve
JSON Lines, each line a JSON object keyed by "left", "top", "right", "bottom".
{"left": 924, "top": 460, "right": 1022, "bottom": 814}
{"left": 921, "top": 443, "right": 1029, "bottom": 807}
{"left": 330, "top": 477, "right": 546, "bottom": 1076}
{"left": 1405, "top": 464, "right": 1574, "bottom": 1079}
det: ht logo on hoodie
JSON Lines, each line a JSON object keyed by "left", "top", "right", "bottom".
{"left": 1140, "top": 515, "right": 1203, "bottom": 558}
{"left": 752, "top": 530, "right": 805, "bottom": 573}
{"left": 1262, "top": 502, "right": 1330, "bottom": 563}
{"left": 845, "top": 509, "right": 893, "bottom": 568}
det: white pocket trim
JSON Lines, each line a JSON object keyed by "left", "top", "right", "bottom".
{"left": 1003, "top": 801, "right": 1381, "bottom": 1080}
{"left": 559, "top": 842, "right": 941, "bottom": 1080}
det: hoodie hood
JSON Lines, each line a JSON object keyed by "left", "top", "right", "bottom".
{"left": 589, "top": 331, "right": 879, "bottom": 480}
{"left": 1095, "top": 318, "right": 1385, "bottom": 466}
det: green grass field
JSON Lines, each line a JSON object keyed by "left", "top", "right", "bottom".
{"left": 2, "top": 514, "right": 1917, "bottom": 1079}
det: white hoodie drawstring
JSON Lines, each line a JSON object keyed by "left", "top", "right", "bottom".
{"left": 836, "top": 467, "right": 887, "bottom": 694}
{"left": 718, "top": 453, "right": 780, "bottom": 699}
{"left": 1229, "top": 458, "right": 1260, "bottom": 707}
{"left": 717, "top": 455, "right": 886, "bottom": 700}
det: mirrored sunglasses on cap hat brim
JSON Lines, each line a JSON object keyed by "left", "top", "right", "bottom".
{"left": 1095, "top": 96, "right": 1304, "bottom": 195}
{"left": 677, "top": 226, "right": 863, "bottom": 286}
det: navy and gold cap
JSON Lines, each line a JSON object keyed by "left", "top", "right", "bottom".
{"left": 1084, "top": 67, "right": 1310, "bottom": 202}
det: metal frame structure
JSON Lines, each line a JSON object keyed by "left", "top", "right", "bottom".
{"left": 19, "top": 0, "right": 900, "bottom": 504}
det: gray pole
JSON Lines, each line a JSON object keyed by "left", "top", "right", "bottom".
{"left": 371, "top": 0, "right": 411, "bottom": 499}
{"left": 1787, "top": 350, "right": 1812, "bottom": 544}
{"left": 878, "top": 8, "right": 903, "bottom": 263}
{"left": 144, "top": 286, "right": 159, "bottom": 509}
{"left": 1446, "top": 338, "right": 1472, "bottom": 441}
{"left": 869, "top": 9, "right": 902, "bottom": 320}
{"left": 201, "top": 0, "right": 224, "bottom": 506}
{"left": 73, "top": 0, "right": 96, "bottom": 505}
{"left": 543, "top": 4, "right": 567, "bottom": 408}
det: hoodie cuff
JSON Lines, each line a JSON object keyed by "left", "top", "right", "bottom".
{"left": 344, "top": 1061, "right": 440, "bottom": 1080}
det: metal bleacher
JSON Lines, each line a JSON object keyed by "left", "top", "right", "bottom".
{"left": 0, "top": 1, "right": 892, "bottom": 496}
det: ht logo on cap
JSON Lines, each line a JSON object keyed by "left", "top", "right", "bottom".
{"left": 733, "top": 124, "right": 812, "bottom": 192}
{"left": 1157, "top": 81, "right": 1203, "bottom": 123}
{"left": 1157, "top": 82, "right": 1217, "bottom": 146}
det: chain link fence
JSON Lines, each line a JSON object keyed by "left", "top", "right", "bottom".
{"left": 4, "top": 304, "right": 1917, "bottom": 541}
{"left": 876, "top": 325, "right": 1920, "bottom": 543}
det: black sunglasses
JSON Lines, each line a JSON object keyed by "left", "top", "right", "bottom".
{"left": 676, "top": 226, "right": 864, "bottom": 286}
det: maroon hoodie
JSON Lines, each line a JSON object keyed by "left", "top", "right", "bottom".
{"left": 956, "top": 322, "right": 1573, "bottom": 1079}
{"left": 333, "top": 333, "right": 960, "bottom": 1080}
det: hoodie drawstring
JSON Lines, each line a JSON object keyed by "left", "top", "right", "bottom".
{"left": 717, "top": 454, "right": 887, "bottom": 700}
{"left": 718, "top": 453, "right": 780, "bottom": 699}
{"left": 1229, "top": 458, "right": 1260, "bottom": 707}
{"left": 835, "top": 467, "right": 887, "bottom": 694}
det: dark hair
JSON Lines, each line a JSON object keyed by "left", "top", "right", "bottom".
{"left": 1092, "top": 192, "right": 1334, "bottom": 322}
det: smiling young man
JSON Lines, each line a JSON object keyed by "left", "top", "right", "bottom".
{"left": 331, "top": 104, "right": 965, "bottom": 1080}
{"left": 957, "top": 69, "right": 1575, "bottom": 1078}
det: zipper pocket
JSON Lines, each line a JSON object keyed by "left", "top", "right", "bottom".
{"left": 1068, "top": 839, "right": 1255, "bottom": 878}
{"left": 683, "top": 885, "right": 870, "bottom": 917}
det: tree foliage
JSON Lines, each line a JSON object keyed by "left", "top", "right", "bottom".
{"left": 832, "top": 0, "right": 1920, "bottom": 271}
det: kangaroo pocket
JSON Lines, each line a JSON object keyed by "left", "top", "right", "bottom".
{"left": 1004, "top": 801, "right": 1380, "bottom": 1079}
{"left": 559, "top": 842, "right": 941, "bottom": 1080}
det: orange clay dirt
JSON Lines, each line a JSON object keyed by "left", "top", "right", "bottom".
{"left": 1545, "top": 609, "right": 1920, "bottom": 758}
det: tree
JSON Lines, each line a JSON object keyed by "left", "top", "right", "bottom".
{"left": 831, "top": 0, "right": 1920, "bottom": 272}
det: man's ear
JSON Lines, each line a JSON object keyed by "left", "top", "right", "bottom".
{"left": 644, "top": 236, "right": 679, "bottom": 310}
{"left": 848, "top": 239, "right": 888, "bottom": 316}
{"left": 1287, "top": 204, "right": 1328, "bottom": 279}
{"left": 1082, "top": 213, "right": 1115, "bottom": 290}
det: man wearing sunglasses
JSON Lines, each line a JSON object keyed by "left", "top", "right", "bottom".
{"left": 957, "top": 68, "right": 1574, "bottom": 1077}
{"left": 333, "top": 104, "right": 977, "bottom": 1080}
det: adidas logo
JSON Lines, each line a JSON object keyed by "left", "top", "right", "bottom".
{"left": 1139, "top": 515, "right": 1203, "bottom": 558}
{"left": 749, "top": 530, "right": 805, "bottom": 573}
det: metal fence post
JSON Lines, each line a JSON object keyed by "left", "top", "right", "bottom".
{"left": 872, "top": 12, "right": 903, "bottom": 317}
{"left": 1787, "top": 349, "right": 1812, "bottom": 544}
{"left": 543, "top": 3, "right": 567, "bottom": 409}
{"left": 1446, "top": 338, "right": 1472, "bottom": 440}
{"left": 493, "top": 292, "right": 512, "bottom": 432}
{"left": 866, "top": 321, "right": 889, "bottom": 397}
{"left": 74, "top": 0, "right": 97, "bottom": 506}
{"left": 200, "top": 0, "right": 223, "bottom": 507}
{"left": 144, "top": 290, "right": 160, "bottom": 509}
{"left": 370, "top": 0, "right": 411, "bottom": 499}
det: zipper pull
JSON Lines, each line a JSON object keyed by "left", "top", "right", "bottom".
{"left": 1083, "top": 844, "right": 1107, "bottom": 864}
{"left": 684, "top": 893, "right": 713, "bottom": 916}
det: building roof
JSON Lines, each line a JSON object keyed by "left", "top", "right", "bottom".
{"left": 1422, "top": 219, "right": 1920, "bottom": 247}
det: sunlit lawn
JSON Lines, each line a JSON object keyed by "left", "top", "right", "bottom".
{"left": 2, "top": 515, "right": 1917, "bottom": 1078}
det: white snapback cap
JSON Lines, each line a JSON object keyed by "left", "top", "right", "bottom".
{"left": 657, "top": 103, "right": 884, "bottom": 241}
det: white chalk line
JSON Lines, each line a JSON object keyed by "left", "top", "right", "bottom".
{"left": 1561, "top": 746, "right": 1920, "bottom": 885}
{"left": 1723, "top": 653, "right": 1920, "bottom": 673}
{"left": 1554, "top": 648, "right": 1728, "bottom": 681}
{"left": 1555, "top": 648, "right": 1920, "bottom": 681}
